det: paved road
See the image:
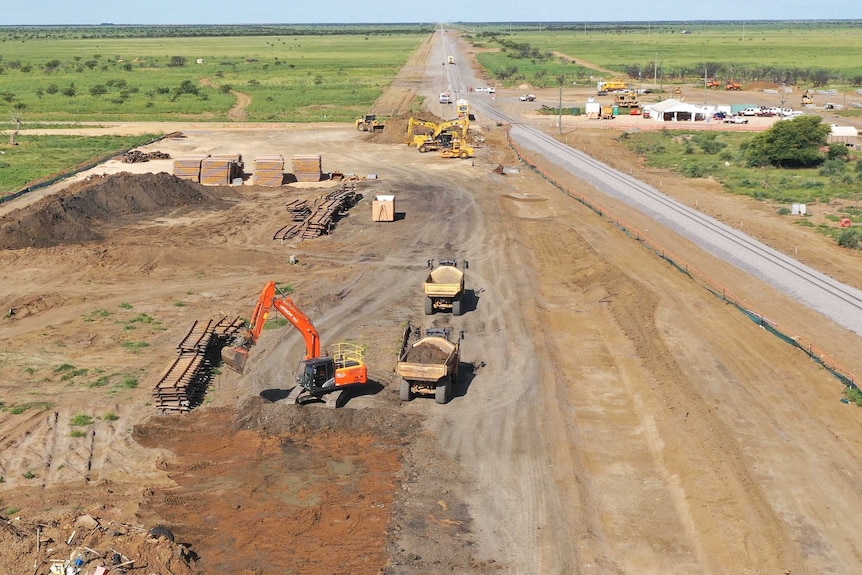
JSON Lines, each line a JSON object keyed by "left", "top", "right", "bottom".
{"left": 439, "top": 28, "right": 862, "bottom": 338}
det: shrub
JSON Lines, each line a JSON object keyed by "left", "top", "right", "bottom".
{"left": 71, "top": 414, "right": 94, "bottom": 426}
{"left": 837, "top": 228, "right": 861, "bottom": 249}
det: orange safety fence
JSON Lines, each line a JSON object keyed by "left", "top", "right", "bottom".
{"left": 506, "top": 127, "right": 858, "bottom": 392}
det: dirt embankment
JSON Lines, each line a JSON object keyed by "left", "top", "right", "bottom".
{"left": 0, "top": 172, "right": 236, "bottom": 250}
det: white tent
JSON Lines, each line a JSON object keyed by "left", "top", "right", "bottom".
{"left": 645, "top": 99, "right": 708, "bottom": 123}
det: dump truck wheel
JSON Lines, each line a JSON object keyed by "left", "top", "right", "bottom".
{"left": 452, "top": 297, "right": 462, "bottom": 316}
{"left": 400, "top": 380, "right": 411, "bottom": 402}
{"left": 424, "top": 297, "right": 433, "bottom": 315}
{"left": 435, "top": 382, "right": 448, "bottom": 404}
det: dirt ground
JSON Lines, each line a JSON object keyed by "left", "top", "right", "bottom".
{"left": 2, "top": 29, "right": 862, "bottom": 575}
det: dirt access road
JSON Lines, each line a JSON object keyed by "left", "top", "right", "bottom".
{"left": 1, "top": 28, "right": 862, "bottom": 575}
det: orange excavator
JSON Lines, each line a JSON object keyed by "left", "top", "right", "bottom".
{"left": 221, "top": 281, "right": 368, "bottom": 405}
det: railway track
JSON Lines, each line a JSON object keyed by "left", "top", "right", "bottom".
{"left": 468, "top": 97, "right": 862, "bottom": 337}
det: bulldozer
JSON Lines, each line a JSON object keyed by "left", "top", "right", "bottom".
{"left": 355, "top": 114, "right": 384, "bottom": 132}
{"left": 439, "top": 139, "right": 474, "bottom": 159}
{"left": 221, "top": 281, "right": 368, "bottom": 406}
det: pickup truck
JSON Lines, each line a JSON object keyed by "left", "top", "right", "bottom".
{"left": 519, "top": 94, "right": 536, "bottom": 102}
{"left": 723, "top": 116, "right": 749, "bottom": 124}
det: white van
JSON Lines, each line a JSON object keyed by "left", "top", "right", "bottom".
{"left": 439, "top": 93, "right": 451, "bottom": 104}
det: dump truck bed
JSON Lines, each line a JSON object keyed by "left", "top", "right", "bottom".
{"left": 423, "top": 265, "right": 464, "bottom": 298}
{"left": 396, "top": 337, "right": 458, "bottom": 382}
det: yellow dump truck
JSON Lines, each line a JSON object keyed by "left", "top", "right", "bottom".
{"left": 614, "top": 91, "right": 639, "bottom": 108}
{"left": 424, "top": 259, "right": 466, "bottom": 315}
{"left": 397, "top": 324, "right": 462, "bottom": 404}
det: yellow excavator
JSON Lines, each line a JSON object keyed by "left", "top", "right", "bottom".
{"left": 405, "top": 117, "right": 473, "bottom": 157}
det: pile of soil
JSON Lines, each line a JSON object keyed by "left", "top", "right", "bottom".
{"left": 405, "top": 342, "right": 451, "bottom": 363}
{"left": 367, "top": 112, "right": 446, "bottom": 145}
{"left": 0, "top": 172, "right": 235, "bottom": 250}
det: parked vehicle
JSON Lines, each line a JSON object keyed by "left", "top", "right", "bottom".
{"left": 741, "top": 107, "right": 760, "bottom": 116}
{"left": 724, "top": 116, "right": 749, "bottom": 124}
{"left": 439, "top": 93, "right": 451, "bottom": 104}
{"left": 519, "top": 94, "right": 536, "bottom": 102}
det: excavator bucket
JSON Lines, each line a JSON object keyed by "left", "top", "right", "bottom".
{"left": 221, "top": 346, "right": 250, "bottom": 374}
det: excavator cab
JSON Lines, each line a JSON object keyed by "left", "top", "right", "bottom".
{"left": 297, "top": 357, "right": 336, "bottom": 393}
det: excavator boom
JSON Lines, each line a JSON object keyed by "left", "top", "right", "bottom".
{"left": 221, "top": 281, "right": 322, "bottom": 374}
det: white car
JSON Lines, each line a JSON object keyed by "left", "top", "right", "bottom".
{"left": 519, "top": 94, "right": 536, "bottom": 102}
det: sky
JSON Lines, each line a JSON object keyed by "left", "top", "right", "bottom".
{"left": 2, "top": 1, "right": 860, "bottom": 25}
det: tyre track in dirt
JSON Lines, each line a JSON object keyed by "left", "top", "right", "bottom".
{"left": 200, "top": 77, "right": 251, "bottom": 121}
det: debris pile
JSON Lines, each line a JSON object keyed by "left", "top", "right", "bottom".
{"left": 273, "top": 183, "right": 363, "bottom": 242}
{"left": 0, "top": 514, "right": 197, "bottom": 575}
{"left": 121, "top": 150, "right": 171, "bottom": 163}
{"left": 153, "top": 316, "right": 244, "bottom": 413}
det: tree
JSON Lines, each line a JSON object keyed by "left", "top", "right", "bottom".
{"left": 744, "top": 115, "right": 830, "bottom": 168}
{"left": 169, "top": 56, "right": 187, "bottom": 67}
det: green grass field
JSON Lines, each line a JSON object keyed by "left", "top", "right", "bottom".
{"left": 0, "top": 29, "right": 426, "bottom": 123}
{"left": 0, "top": 134, "right": 160, "bottom": 193}
{"left": 468, "top": 21, "right": 862, "bottom": 88}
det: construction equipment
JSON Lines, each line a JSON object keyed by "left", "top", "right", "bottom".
{"left": 397, "top": 323, "right": 462, "bottom": 404}
{"left": 614, "top": 91, "right": 639, "bottom": 108}
{"left": 706, "top": 79, "right": 722, "bottom": 88}
{"left": 600, "top": 105, "right": 615, "bottom": 120}
{"left": 424, "top": 259, "right": 467, "bottom": 315}
{"left": 439, "top": 138, "right": 474, "bottom": 159}
{"left": 456, "top": 98, "right": 470, "bottom": 119}
{"left": 221, "top": 281, "right": 368, "bottom": 406}
{"left": 725, "top": 81, "right": 742, "bottom": 91}
{"left": 802, "top": 89, "right": 814, "bottom": 105}
{"left": 406, "top": 117, "right": 471, "bottom": 152}
{"left": 598, "top": 80, "right": 628, "bottom": 93}
{"left": 355, "top": 114, "right": 384, "bottom": 132}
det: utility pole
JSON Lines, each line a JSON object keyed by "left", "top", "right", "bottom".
{"left": 654, "top": 53, "right": 658, "bottom": 89}
{"left": 559, "top": 81, "right": 563, "bottom": 134}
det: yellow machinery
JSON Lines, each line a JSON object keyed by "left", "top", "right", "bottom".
{"left": 614, "top": 91, "right": 639, "bottom": 108}
{"left": 406, "top": 117, "right": 470, "bottom": 150}
{"left": 599, "top": 80, "right": 628, "bottom": 92}
{"left": 456, "top": 99, "right": 470, "bottom": 119}
{"left": 802, "top": 89, "right": 814, "bottom": 105}
{"left": 439, "top": 139, "right": 474, "bottom": 159}
{"left": 355, "top": 114, "right": 384, "bottom": 132}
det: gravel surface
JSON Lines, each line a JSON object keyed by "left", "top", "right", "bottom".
{"left": 471, "top": 92, "right": 862, "bottom": 337}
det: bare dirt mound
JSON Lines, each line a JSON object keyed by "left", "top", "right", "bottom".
{"left": 368, "top": 112, "right": 446, "bottom": 145}
{"left": 0, "top": 172, "right": 235, "bottom": 250}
